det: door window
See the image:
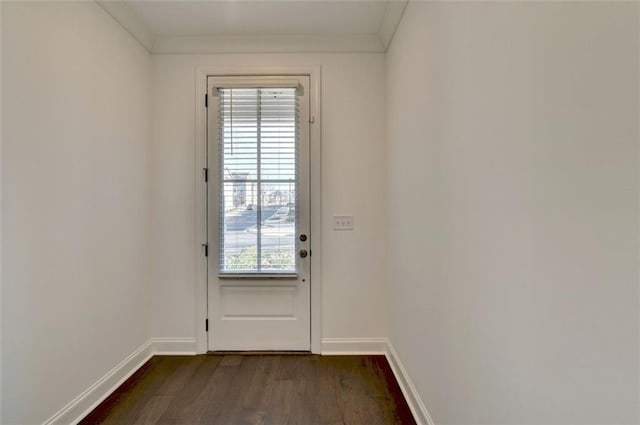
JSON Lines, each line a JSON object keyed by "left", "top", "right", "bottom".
{"left": 216, "top": 87, "right": 298, "bottom": 274}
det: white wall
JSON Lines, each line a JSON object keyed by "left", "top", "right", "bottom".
{"left": 151, "top": 53, "right": 388, "bottom": 343}
{"left": 0, "top": 1, "right": 3, "bottom": 420}
{"left": 387, "top": 2, "right": 639, "bottom": 424}
{"left": 2, "top": 2, "right": 152, "bottom": 424}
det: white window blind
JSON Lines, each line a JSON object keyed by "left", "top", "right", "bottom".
{"left": 217, "top": 87, "right": 298, "bottom": 274}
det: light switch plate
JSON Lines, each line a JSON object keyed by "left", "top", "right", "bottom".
{"left": 333, "top": 215, "right": 354, "bottom": 230}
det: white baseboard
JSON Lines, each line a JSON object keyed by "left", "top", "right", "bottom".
{"left": 43, "top": 340, "right": 154, "bottom": 425}
{"left": 321, "top": 337, "right": 434, "bottom": 425}
{"left": 384, "top": 341, "right": 435, "bottom": 425}
{"left": 321, "top": 337, "right": 388, "bottom": 355}
{"left": 152, "top": 337, "right": 197, "bottom": 355}
{"left": 41, "top": 338, "right": 196, "bottom": 425}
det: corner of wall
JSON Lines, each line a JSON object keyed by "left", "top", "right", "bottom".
{"left": 43, "top": 341, "right": 154, "bottom": 425}
{"left": 41, "top": 338, "right": 198, "bottom": 425}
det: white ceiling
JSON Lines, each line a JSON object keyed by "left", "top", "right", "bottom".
{"left": 128, "top": 2, "right": 388, "bottom": 37}
{"left": 96, "top": 0, "right": 408, "bottom": 54}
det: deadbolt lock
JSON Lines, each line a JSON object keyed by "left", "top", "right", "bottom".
{"left": 300, "top": 234, "right": 307, "bottom": 242}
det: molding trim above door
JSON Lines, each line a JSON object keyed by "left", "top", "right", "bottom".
{"left": 194, "top": 65, "right": 322, "bottom": 354}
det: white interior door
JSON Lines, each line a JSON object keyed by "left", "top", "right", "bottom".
{"left": 207, "top": 75, "right": 311, "bottom": 351}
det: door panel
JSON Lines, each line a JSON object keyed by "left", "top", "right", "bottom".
{"left": 207, "top": 76, "right": 311, "bottom": 351}
{"left": 220, "top": 285, "right": 296, "bottom": 318}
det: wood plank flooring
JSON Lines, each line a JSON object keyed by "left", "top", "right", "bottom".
{"left": 79, "top": 354, "right": 416, "bottom": 425}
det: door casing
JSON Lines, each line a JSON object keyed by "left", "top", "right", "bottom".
{"left": 194, "top": 65, "right": 322, "bottom": 354}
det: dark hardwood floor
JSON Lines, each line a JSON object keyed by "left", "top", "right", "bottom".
{"left": 79, "top": 354, "right": 416, "bottom": 425}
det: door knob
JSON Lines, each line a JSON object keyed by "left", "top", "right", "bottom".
{"left": 299, "top": 249, "right": 308, "bottom": 258}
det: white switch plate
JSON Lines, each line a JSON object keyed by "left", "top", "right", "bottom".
{"left": 333, "top": 215, "right": 354, "bottom": 230}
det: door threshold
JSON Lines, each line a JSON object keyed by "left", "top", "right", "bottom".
{"left": 207, "top": 350, "right": 312, "bottom": 356}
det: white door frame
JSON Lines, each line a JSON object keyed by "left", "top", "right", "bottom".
{"left": 194, "top": 65, "right": 322, "bottom": 354}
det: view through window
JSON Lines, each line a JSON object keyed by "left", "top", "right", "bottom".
{"left": 218, "top": 87, "right": 297, "bottom": 274}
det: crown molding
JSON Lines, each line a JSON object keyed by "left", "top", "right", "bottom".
{"left": 152, "top": 34, "right": 385, "bottom": 54}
